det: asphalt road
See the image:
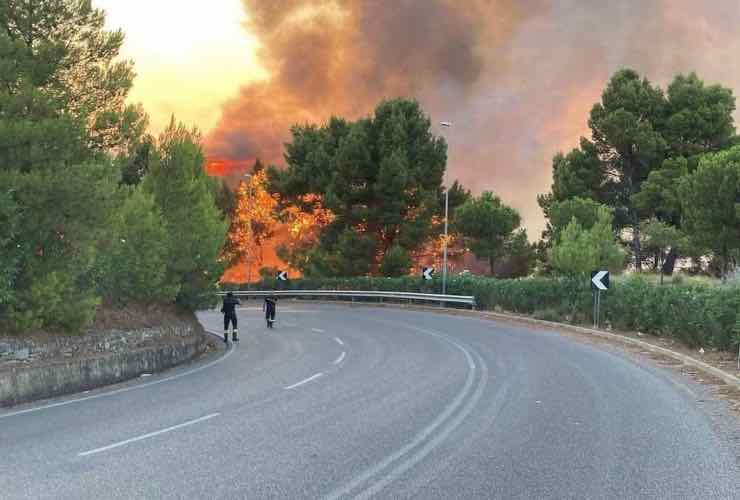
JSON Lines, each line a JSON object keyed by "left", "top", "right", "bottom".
{"left": 1, "top": 304, "right": 738, "bottom": 499}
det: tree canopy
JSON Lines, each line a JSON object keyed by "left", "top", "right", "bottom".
{"left": 1, "top": 1, "right": 228, "bottom": 332}
{"left": 679, "top": 145, "right": 740, "bottom": 278}
{"left": 269, "top": 98, "right": 448, "bottom": 276}
{"left": 539, "top": 68, "right": 736, "bottom": 274}
{"left": 453, "top": 191, "right": 521, "bottom": 273}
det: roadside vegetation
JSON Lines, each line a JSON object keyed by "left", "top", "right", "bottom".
{"left": 0, "top": 1, "right": 228, "bottom": 334}
{"left": 3, "top": 0, "right": 740, "bottom": 360}
{"left": 225, "top": 274, "right": 740, "bottom": 353}
{"left": 226, "top": 70, "right": 740, "bottom": 355}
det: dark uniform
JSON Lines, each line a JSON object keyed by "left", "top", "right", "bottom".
{"left": 264, "top": 296, "right": 277, "bottom": 328}
{"left": 221, "top": 292, "right": 240, "bottom": 342}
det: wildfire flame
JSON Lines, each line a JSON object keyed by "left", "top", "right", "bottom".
{"left": 212, "top": 160, "right": 335, "bottom": 283}
{"left": 207, "top": 158, "right": 488, "bottom": 281}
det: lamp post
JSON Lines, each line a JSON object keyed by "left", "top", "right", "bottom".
{"left": 440, "top": 121, "right": 452, "bottom": 295}
{"left": 243, "top": 172, "right": 253, "bottom": 289}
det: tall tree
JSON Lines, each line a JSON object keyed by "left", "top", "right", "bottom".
{"left": 0, "top": 0, "right": 143, "bottom": 330}
{"left": 679, "top": 146, "right": 740, "bottom": 278}
{"left": 633, "top": 74, "right": 736, "bottom": 274}
{"left": 453, "top": 191, "right": 521, "bottom": 274}
{"left": 223, "top": 160, "right": 278, "bottom": 281}
{"left": 541, "top": 70, "right": 737, "bottom": 273}
{"left": 143, "top": 120, "right": 228, "bottom": 308}
{"left": 588, "top": 69, "right": 667, "bottom": 269}
{"left": 539, "top": 69, "right": 667, "bottom": 269}
{"left": 270, "top": 98, "right": 447, "bottom": 276}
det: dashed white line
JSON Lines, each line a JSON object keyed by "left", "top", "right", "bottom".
{"left": 334, "top": 337, "right": 344, "bottom": 346}
{"left": 284, "top": 372, "right": 324, "bottom": 390}
{"left": 333, "top": 352, "right": 346, "bottom": 365}
{"left": 78, "top": 413, "right": 220, "bottom": 457}
{"left": 311, "top": 328, "right": 325, "bottom": 333}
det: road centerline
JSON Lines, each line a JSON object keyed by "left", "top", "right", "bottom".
{"left": 78, "top": 413, "right": 220, "bottom": 457}
{"left": 285, "top": 372, "right": 325, "bottom": 390}
{"left": 334, "top": 337, "right": 344, "bottom": 345}
{"left": 323, "top": 320, "right": 482, "bottom": 500}
{"left": 333, "top": 352, "right": 346, "bottom": 365}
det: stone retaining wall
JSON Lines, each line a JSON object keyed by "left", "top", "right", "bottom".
{"left": 0, "top": 324, "right": 207, "bottom": 407}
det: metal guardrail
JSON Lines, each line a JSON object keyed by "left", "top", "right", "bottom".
{"left": 217, "top": 290, "right": 476, "bottom": 309}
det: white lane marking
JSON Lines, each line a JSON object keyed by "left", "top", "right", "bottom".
{"left": 323, "top": 321, "right": 485, "bottom": 500}
{"left": 355, "top": 352, "right": 491, "bottom": 500}
{"left": 0, "top": 329, "right": 234, "bottom": 420}
{"left": 284, "top": 372, "right": 324, "bottom": 390}
{"left": 333, "top": 352, "right": 346, "bottom": 365}
{"left": 78, "top": 413, "right": 220, "bottom": 457}
{"left": 312, "top": 328, "right": 325, "bottom": 333}
{"left": 334, "top": 337, "right": 344, "bottom": 346}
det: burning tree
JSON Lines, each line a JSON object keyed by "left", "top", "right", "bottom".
{"left": 222, "top": 161, "right": 279, "bottom": 282}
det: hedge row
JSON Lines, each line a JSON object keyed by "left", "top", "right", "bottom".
{"left": 222, "top": 275, "right": 740, "bottom": 350}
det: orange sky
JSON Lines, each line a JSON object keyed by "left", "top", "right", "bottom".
{"left": 94, "top": 0, "right": 267, "bottom": 134}
{"left": 94, "top": 0, "right": 740, "bottom": 239}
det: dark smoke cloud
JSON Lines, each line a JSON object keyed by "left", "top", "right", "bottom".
{"left": 205, "top": 0, "right": 740, "bottom": 236}
{"left": 206, "top": 0, "right": 540, "bottom": 160}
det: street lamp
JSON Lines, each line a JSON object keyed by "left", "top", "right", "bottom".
{"left": 439, "top": 121, "right": 452, "bottom": 295}
{"left": 243, "top": 172, "right": 253, "bottom": 289}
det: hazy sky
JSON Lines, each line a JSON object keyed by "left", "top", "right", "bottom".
{"left": 94, "top": 0, "right": 740, "bottom": 237}
{"left": 94, "top": 0, "right": 266, "bottom": 133}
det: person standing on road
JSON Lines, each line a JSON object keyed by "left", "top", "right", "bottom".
{"left": 221, "top": 292, "right": 240, "bottom": 343}
{"left": 264, "top": 295, "right": 277, "bottom": 328}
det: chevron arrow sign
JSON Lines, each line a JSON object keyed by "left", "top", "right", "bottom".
{"left": 591, "top": 270, "right": 609, "bottom": 291}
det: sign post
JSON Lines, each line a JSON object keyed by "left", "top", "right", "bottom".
{"left": 590, "top": 270, "right": 609, "bottom": 328}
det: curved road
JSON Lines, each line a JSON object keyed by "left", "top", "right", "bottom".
{"left": 1, "top": 304, "right": 738, "bottom": 499}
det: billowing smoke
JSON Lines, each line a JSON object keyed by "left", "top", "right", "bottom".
{"left": 205, "top": 0, "right": 740, "bottom": 236}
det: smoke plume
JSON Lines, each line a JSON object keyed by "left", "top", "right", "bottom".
{"left": 205, "top": 0, "right": 740, "bottom": 236}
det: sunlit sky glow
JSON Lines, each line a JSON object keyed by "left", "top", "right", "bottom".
{"left": 90, "top": 1, "right": 740, "bottom": 237}
{"left": 94, "top": 0, "right": 267, "bottom": 134}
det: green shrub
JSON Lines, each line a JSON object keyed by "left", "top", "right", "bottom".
{"left": 142, "top": 121, "right": 228, "bottom": 310}
{"left": 0, "top": 186, "right": 21, "bottom": 307}
{"left": 221, "top": 273, "right": 740, "bottom": 351}
{"left": 97, "top": 188, "right": 180, "bottom": 305}
{"left": 379, "top": 245, "right": 412, "bottom": 277}
{"left": 10, "top": 271, "right": 100, "bottom": 333}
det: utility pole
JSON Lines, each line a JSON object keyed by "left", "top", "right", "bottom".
{"left": 440, "top": 121, "right": 452, "bottom": 295}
